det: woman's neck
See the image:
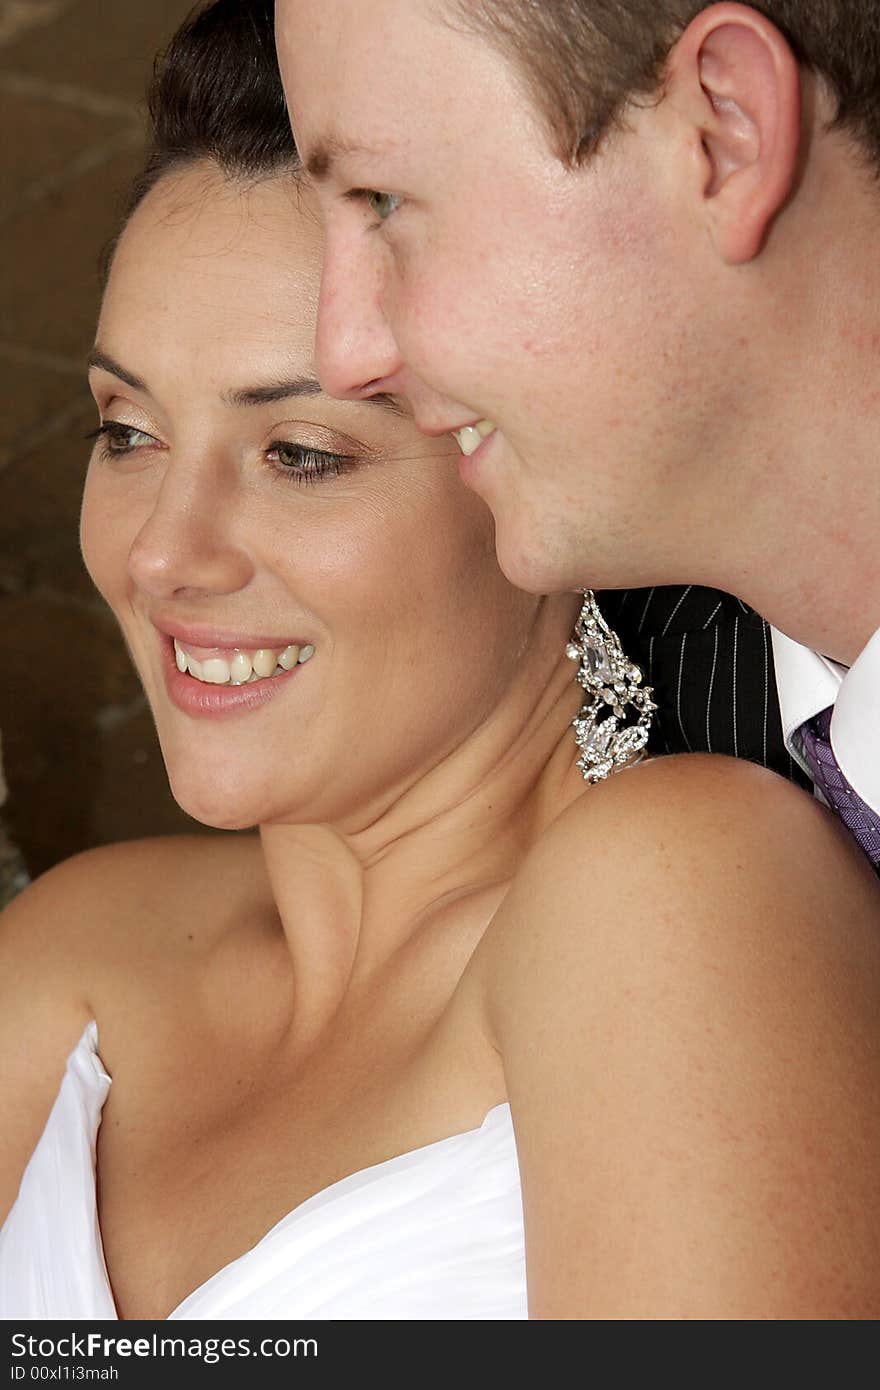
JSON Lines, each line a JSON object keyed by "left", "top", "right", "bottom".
{"left": 258, "top": 637, "right": 586, "bottom": 1042}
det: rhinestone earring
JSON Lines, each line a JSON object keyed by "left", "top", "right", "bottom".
{"left": 567, "top": 591, "right": 657, "bottom": 784}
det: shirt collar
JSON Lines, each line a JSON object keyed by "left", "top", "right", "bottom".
{"left": 771, "top": 625, "right": 880, "bottom": 810}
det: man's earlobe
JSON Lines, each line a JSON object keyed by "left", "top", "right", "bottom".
{"left": 670, "top": 3, "right": 802, "bottom": 264}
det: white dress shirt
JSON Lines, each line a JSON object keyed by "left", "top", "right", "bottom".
{"left": 771, "top": 625, "right": 880, "bottom": 814}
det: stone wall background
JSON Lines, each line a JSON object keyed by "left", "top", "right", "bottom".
{"left": 0, "top": 0, "right": 201, "bottom": 886}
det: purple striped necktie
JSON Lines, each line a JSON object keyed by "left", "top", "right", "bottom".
{"left": 797, "top": 707, "right": 880, "bottom": 870}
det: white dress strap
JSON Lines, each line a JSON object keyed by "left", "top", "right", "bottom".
{"left": 0, "top": 1022, "right": 116, "bottom": 1319}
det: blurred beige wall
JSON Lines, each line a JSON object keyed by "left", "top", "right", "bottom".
{"left": 0, "top": 0, "right": 201, "bottom": 880}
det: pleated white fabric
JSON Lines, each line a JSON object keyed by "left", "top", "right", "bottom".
{"left": 0, "top": 1021, "right": 116, "bottom": 1320}
{"left": 0, "top": 1024, "right": 527, "bottom": 1320}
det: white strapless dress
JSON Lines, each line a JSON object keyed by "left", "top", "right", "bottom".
{"left": 0, "top": 1023, "right": 526, "bottom": 1319}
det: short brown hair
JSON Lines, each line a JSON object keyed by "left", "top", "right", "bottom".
{"left": 447, "top": 1, "right": 880, "bottom": 169}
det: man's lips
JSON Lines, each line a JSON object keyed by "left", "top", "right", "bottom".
{"left": 454, "top": 423, "right": 499, "bottom": 487}
{"left": 411, "top": 413, "right": 496, "bottom": 442}
{"left": 453, "top": 421, "right": 496, "bottom": 457}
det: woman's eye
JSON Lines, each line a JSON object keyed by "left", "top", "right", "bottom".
{"left": 268, "top": 441, "right": 355, "bottom": 485}
{"left": 365, "top": 190, "right": 402, "bottom": 222}
{"left": 86, "top": 421, "right": 158, "bottom": 456}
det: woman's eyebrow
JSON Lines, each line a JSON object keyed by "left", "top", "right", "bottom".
{"left": 87, "top": 348, "right": 146, "bottom": 392}
{"left": 87, "top": 351, "right": 406, "bottom": 418}
{"left": 86, "top": 352, "right": 319, "bottom": 406}
{"left": 224, "top": 376, "right": 324, "bottom": 407}
{"left": 225, "top": 378, "right": 407, "bottom": 417}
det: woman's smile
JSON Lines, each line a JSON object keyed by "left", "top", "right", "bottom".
{"left": 80, "top": 163, "right": 570, "bottom": 832}
{"left": 160, "top": 628, "right": 316, "bottom": 720}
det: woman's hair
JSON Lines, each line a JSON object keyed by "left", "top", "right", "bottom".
{"left": 110, "top": 0, "right": 297, "bottom": 264}
{"left": 447, "top": 1, "right": 880, "bottom": 170}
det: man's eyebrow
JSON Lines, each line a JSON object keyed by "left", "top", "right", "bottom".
{"left": 87, "top": 348, "right": 147, "bottom": 392}
{"left": 305, "top": 135, "right": 386, "bottom": 183}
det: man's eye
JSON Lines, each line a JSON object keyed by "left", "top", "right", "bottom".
{"left": 366, "top": 190, "right": 402, "bottom": 221}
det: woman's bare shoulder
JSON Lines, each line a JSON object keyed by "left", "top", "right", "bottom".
{"left": 478, "top": 754, "right": 880, "bottom": 1317}
{"left": 2, "top": 831, "right": 265, "bottom": 958}
{"left": 480, "top": 752, "right": 880, "bottom": 1042}
{"left": 0, "top": 832, "right": 266, "bottom": 1222}
{"left": 483, "top": 751, "right": 880, "bottom": 1059}
{"left": 500, "top": 751, "right": 879, "bottom": 945}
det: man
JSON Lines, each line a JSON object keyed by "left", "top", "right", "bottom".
{"left": 276, "top": 1, "right": 880, "bottom": 863}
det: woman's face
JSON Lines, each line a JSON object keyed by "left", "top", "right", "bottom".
{"left": 82, "top": 164, "right": 553, "bottom": 830}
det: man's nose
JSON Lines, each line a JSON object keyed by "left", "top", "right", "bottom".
{"left": 315, "top": 227, "right": 406, "bottom": 401}
{"left": 127, "top": 453, "right": 253, "bottom": 602}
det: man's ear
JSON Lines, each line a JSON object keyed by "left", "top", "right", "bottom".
{"left": 665, "top": 2, "right": 802, "bottom": 263}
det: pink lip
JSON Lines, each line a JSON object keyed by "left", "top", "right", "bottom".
{"left": 414, "top": 414, "right": 483, "bottom": 438}
{"left": 159, "top": 634, "right": 308, "bottom": 720}
{"left": 154, "top": 619, "right": 306, "bottom": 649}
{"left": 455, "top": 426, "right": 497, "bottom": 488}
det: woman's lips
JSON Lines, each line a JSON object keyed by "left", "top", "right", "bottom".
{"left": 160, "top": 634, "right": 309, "bottom": 719}
{"left": 155, "top": 619, "right": 308, "bottom": 649}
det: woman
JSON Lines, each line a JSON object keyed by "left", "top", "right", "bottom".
{"left": 1, "top": 0, "right": 879, "bottom": 1320}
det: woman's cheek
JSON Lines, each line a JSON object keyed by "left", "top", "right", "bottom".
{"left": 79, "top": 471, "right": 109, "bottom": 597}
{"left": 79, "top": 470, "right": 137, "bottom": 606}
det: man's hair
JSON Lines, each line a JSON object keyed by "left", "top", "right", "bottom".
{"left": 449, "top": 1, "right": 880, "bottom": 169}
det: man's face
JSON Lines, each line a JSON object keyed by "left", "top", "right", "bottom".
{"left": 277, "top": 0, "right": 725, "bottom": 594}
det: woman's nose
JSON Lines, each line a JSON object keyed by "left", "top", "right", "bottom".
{"left": 127, "top": 455, "right": 253, "bottom": 601}
{"left": 315, "top": 229, "right": 406, "bottom": 400}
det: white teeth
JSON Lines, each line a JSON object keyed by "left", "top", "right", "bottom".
{"left": 454, "top": 426, "right": 480, "bottom": 456}
{"left": 201, "top": 657, "right": 231, "bottom": 685}
{"left": 229, "top": 651, "right": 253, "bottom": 684}
{"left": 173, "top": 638, "right": 315, "bottom": 687}
{"left": 252, "top": 648, "right": 277, "bottom": 678}
{"left": 453, "top": 420, "right": 495, "bottom": 456}
{"left": 278, "top": 644, "right": 300, "bottom": 670}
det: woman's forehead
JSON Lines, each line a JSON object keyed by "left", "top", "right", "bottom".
{"left": 97, "top": 170, "right": 322, "bottom": 395}
{"left": 111, "top": 165, "right": 320, "bottom": 293}
{"left": 103, "top": 167, "right": 321, "bottom": 336}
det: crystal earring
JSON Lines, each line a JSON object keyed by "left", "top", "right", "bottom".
{"left": 567, "top": 591, "right": 657, "bottom": 784}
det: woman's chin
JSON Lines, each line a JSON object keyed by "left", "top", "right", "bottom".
{"left": 169, "top": 792, "right": 258, "bottom": 832}
{"left": 165, "top": 765, "right": 293, "bottom": 832}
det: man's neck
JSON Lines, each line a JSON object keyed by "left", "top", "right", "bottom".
{"left": 719, "top": 417, "right": 880, "bottom": 666}
{"left": 697, "top": 121, "right": 880, "bottom": 664}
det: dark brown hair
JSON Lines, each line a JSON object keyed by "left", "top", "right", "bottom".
{"left": 448, "top": 1, "right": 880, "bottom": 168}
{"left": 119, "top": 0, "right": 297, "bottom": 230}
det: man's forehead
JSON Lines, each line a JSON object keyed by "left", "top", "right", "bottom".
{"left": 277, "top": 0, "right": 465, "bottom": 115}
{"left": 278, "top": 0, "right": 529, "bottom": 179}
{"left": 277, "top": 0, "right": 419, "bottom": 75}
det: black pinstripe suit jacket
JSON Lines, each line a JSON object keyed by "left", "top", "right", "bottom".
{"left": 597, "top": 586, "right": 809, "bottom": 787}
